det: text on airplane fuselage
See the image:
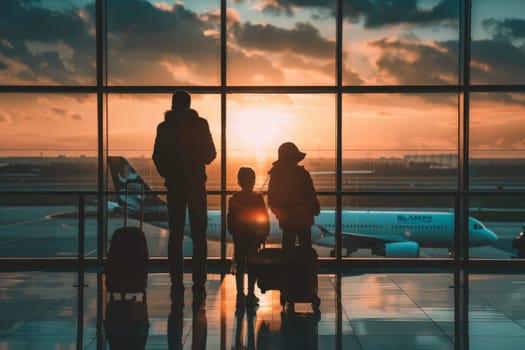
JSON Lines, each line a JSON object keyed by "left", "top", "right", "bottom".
{"left": 397, "top": 214, "right": 433, "bottom": 223}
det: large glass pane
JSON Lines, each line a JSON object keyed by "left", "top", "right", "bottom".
{"left": 107, "top": 93, "right": 221, "bottom": 191}
{"left": 470, "top": 93, "right": 525, "bottom": 191}
{"left": 0, "top": 0, "right": 96, "bottom": 85}
{"left": 471, "top": 0, "right": 525, "bottom": 84}
{"left": 343, "top": 93, "right": 459, "bottom": 191}
{"left": 226, "top": 93, "right": 336, "bottom": 257}
{"left": 227, "top": 93, "right": 336, "bottom": 192}
{"left": 0, "top": 272, "right": 87, "bottom": 348}
{"left": 469, "top": 194, "right": 524, "bottom": 260}
{"left": 0, "top": 194, "right": 99, "bottom": 258}
{"left": 0, "top": 93, "right": 98, "bottom": 190}
{"left": 106, "top": 0, "right": 220, "bottom": 85}
{"left": 341, "top": 194, "right": 457, "bottom": 259}
{"left": 342, "top": 272, "right": 454, "bottom": 349}
{"left": 469, "top": 92, "right": 522, "bottom": 257}
{"left": 469, "top": 274, "right": 525, "bottom": 349}
{"left": 342, "top": 0, "right": 460, "bottom": 85}
{"left": 227, "top": 1, "right": 336, "bottom": 85}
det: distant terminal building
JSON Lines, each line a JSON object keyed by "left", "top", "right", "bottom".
{"left": 403, "top": 154, "right": 458, "bottom": 169}
{"left": 403, "top": 154, "right": 525, "bottom": 169}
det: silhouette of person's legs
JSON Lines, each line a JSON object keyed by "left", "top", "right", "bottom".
{"left": 187, "top": 181, "right": 208, "bottom": 301}
{"left": 235, "top": 254, "right": 246, "bottom": 300}
{"left": 167, "top": 188, "right": 187, "bottom": 302}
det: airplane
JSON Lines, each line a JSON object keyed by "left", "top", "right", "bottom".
{"left": 108, "top": 156, "right": 498, "bottom": 258}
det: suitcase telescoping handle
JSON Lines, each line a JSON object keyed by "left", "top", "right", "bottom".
{"left": 124, "top": 179, "right": 144, "bottom": 230}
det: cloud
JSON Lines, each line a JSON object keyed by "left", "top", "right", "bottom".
{"left": 370, "top": 38, "right": 458, "bottom": 85}
{"left": 227, "top": 49, "right": 285, "bottom": 84}
{"left": 234, "top": 22, "right": 335, "bottom": 59}
{"left": 252, "top": 0, "right": 459, "bottom": 28}
{"left": 364, "top": 35, "right": 525, "bottom": 105}
{"left": 230, "top": 94, "right": 295, "bottom": 107}
{"left": 51, "top": 106, "right": 84, "bottom": 121}
{"left": 470, "top": 39, "right": 525, "bottom": 84}
{"left": 0, "top": 111, "right": 12, "bottom": 125}
{"left": 104, "top": 0, "right": 220, "bottom": 83}
{"left": 0, "top": 0, "right": 222, "bottom": 84}
{"left": 0, "top": 0, "right": 96, "bottom": 84}
{"left": 483, "top": 18, "right": 525, "bottom": 41}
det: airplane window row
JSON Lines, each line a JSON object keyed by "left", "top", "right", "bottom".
{"left": 393, "top": 225, "right": 447, "bottom": 230}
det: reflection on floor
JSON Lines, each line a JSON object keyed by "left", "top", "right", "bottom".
{"left": 1, "top": 272, "right": 525, "bottom": 349}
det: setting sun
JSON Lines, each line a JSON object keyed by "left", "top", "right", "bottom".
{"left": 230, "top": 107, "right": 291, "bottom": 158}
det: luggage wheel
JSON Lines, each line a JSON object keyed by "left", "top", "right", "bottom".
{"left": 311, "top": 295, "right": 321, "bottom": 309}
{"left": 280, "top": 294, "right": 286, "bottom": 307}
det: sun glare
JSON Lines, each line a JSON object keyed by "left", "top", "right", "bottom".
{"left": 231, "top": 108, "right": 289, "bottom": 159}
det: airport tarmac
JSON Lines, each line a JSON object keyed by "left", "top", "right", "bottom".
{"left": 0, "top": 205, "right": 521, "bottom": 259}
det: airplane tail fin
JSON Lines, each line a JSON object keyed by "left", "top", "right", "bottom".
{"left": 108, "top": 156, "right": 166, "bottom": 212}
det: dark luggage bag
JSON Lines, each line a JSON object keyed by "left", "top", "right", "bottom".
{"left": 247, "top": 247, "right": 284, "bottom": 293}
{"left": 248, "top": 246, "right": 320, "bottom": 309}
{"left": 104, "top": 295, "right": 150, "bottom": 350}
{"left": 104, "top": 179, "right": 149, "bottom": 297}
{"left": 280, "top": 247, "right": 320, "bottom": 308}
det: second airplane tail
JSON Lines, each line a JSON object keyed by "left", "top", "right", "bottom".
{"left": 108, "top": 156, "right": 167, "bottom": 216}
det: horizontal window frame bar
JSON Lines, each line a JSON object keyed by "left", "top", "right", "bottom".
{"left": 1, "top": 190, "right": 524, "bottom": 197}
{"left": 1, "top": 85, "right": 525, "bottom": 94}
{"left": 1, "top": 257, "right": 525, "bottom": 272}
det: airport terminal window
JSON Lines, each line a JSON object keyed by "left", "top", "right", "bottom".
{"left": 226, "top": 93, "right": 336, "bottom": 192}
{"left": 0, "top": 3, "right": 523, "bottom": 264}
{"left": 0, "top": 93, "right": 98, "bottom": 190}
{"left": 469, "top": 93, "right": 525, "bottom": 191}
{"left": 342, "top": 93, "right": 459, "bottom": 192}
{"left": 471, "top": 0, "right": 525, "bottom": 84}
{"left": 107, "top": 93, "right": 222, "bottom": 192}
{"left": 0, "top": 0, "right": 96, "bottom": 86}
{"left": 106, "top": 0, "right": 220, "bottom": 85}
{"left": 342, "top": 0, "right": 460, "bottom": 85}
{"left": 227, "top": 1, "right": 336, "bottom": 85}
{"left": 3, "top": 2, "right": 525, "bottom": 348}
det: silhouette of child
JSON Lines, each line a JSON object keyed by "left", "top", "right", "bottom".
{"left": 268, "top": 142, "right": 320, "bottom": 250}
{"left": 228, "top": 167, "right": 270, "bottom": 306}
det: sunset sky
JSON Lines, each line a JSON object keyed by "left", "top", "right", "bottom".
{"left": 1, "top": 0, "right": 524, "bottom": 160}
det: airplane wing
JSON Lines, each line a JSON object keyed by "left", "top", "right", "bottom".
{"left": 312, "top": 224, "right": 420, "bottom": 258}
{"left": 314, "top": 224, "right": 407, "bottom": 245}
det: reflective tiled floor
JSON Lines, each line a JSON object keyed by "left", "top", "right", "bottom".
{"left": 1, "top": 272, "right": 525, "bottom": 349}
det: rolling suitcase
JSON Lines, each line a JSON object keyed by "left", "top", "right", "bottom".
{"left": 248, "top": 245, "right": 320, "bottom": 310}
{"left": 280, "top": 247, "right": 321, "bottom": 310}
{"left": 246, "top": 246, "right": 284, "bottom": 293}
{"left": 104, "top": 179, "right": 149, "bottom": 298}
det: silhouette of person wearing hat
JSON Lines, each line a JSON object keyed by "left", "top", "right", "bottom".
{"left": 267, "top": 142, "right": 320, "bottom": 250}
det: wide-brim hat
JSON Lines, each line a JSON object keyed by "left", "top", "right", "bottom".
{"left": 278, "top": 142, "right": 306, "bottom": 162}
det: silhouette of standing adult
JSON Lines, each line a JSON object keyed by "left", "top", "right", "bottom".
{"left": 152, "top": 90, "right": 216, "bottom": 309}
{"left": 267, "top": 142, "right": 320, "bottom": 250}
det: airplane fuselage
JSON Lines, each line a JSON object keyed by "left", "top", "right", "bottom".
{"left": 140, "top": 209, "right": 495, "bottom": 249}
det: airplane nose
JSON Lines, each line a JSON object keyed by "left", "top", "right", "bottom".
{"left": 485, "top": 229, "right": 498, "bottom": 243}
{"left": 469, "top": 228, "right": 497, "bottom": 246}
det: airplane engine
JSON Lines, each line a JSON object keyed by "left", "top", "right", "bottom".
{"left": 373, "top": 242, "right": 420, "bottom": 258}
